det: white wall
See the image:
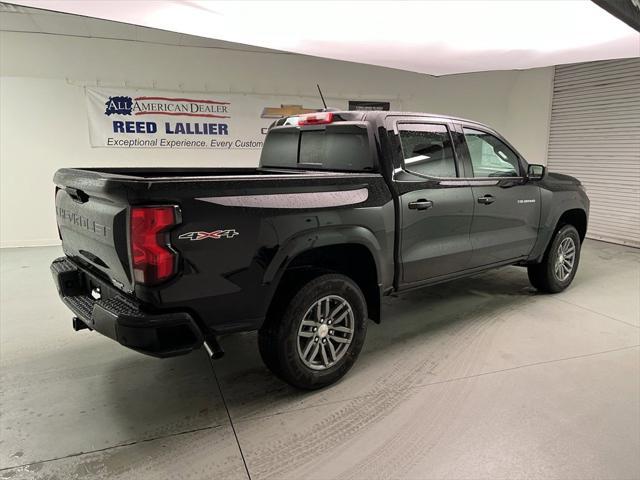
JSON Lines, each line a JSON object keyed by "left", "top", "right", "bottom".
{"left": 0, "top": 30, "right": 554, "bottom": 247}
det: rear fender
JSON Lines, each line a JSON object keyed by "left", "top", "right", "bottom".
{"left": 263, "top": 226, "right": 387, "bottom": 323}
{"left": 264, "top": 225, "right": 386, "bottom": 285}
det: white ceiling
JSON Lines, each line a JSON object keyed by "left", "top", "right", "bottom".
{"left": 0, "top": 2, "right": 280, "bottom": 52}
{"left": 7, "top": 0, "right": 640, "bottom": 76}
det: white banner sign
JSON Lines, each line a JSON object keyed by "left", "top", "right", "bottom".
{"left": 86, "top": 87, "right": 326, "bottom": 150}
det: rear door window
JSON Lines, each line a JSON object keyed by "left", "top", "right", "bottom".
{"left": 398, "top": 124, "right": 458, "bottom": 178}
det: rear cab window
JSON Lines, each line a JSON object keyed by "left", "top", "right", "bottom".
{"left": 260, "top": 117, "right": 376, "bottom": 172}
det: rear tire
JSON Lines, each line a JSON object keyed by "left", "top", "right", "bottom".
{"left": 258, "top": 273, "right": 368, "bottom": 390}
{"left": 528, "top": 224, "right": 581, "bottom": 293}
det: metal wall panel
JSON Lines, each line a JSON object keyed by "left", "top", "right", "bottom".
{"left": 548, "top": 58, "right": 640, "bottom": 247}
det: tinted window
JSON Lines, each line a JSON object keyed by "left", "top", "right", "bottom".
{"left": 260, "top": 125, "right": 374, "bottom": 171}
{"left": 399, "top": 124, "right": 457, "bottom": 178}
{"left": 259, "top": 129, "right": 298, "bottom": 168}
{"left": 463, "top": 128, "right": 520, "bottom": 177}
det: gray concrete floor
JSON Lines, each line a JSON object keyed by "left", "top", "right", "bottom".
{"left": 0, "top": 240, "right": 639, "bottom": 480}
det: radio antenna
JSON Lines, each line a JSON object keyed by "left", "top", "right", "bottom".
{"left": 317, "top": 84, "right": 328, "bottom": 110}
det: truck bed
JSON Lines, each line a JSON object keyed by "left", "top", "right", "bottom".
{"left": 53, "top": 167, "right": 393, "bottom": 328}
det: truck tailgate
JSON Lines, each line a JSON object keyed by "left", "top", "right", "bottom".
{"left": 55, "top": 187, "right": 132, "bottom": 292}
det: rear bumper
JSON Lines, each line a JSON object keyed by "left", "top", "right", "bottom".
{"left": 51, "top": 257, "right": 203, "bottom": 358}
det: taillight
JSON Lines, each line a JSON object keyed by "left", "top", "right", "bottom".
{"left": 298, "top": 112, "right": 334, "bottom": 125}
{"left": 130, "top": 206, "right": 179, "bottom": 285}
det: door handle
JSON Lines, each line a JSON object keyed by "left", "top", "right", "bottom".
{"left": 408, "top": 199, "right": 434, "bottom": 210}
{"left": 477, "top": 194, "right": 495, "bottom": 205}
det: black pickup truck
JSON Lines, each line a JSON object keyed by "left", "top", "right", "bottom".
{"left": 52, "top": 110, "right": 589, "bottom": 389}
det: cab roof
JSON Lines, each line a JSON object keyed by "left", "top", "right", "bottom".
{"left": 275, "top": 110, "right": 493, "bottom": 130}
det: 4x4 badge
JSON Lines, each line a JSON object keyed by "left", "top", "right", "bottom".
{"left": 179, "top": 230, "right": 239, "bottom": 241}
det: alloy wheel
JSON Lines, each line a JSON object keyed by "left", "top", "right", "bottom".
{"left": 554, "top": 236, "right": 576, "bottom": 282}
{"left": 296, "top": 295, "right": 355, "bottom": 370}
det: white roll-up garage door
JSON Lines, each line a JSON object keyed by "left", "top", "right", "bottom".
{"left": 547, "top": 58, "right": 640, "bottom": 248}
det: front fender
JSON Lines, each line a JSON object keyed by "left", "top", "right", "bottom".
{"left": 528, "top": 187, "right": 589, "bottom": 262}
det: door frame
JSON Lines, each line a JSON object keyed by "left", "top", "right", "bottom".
{"left": 384, "top": 115, "right": 476, "bottom": 289}
{"left": 451, "top": 121, "right": 542, "bottom": 267}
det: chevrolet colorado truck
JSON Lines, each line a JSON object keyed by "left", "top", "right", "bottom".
{"left": 51, "top": 110, "right": 589, "bottom": 389}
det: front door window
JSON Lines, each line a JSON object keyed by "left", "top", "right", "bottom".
{"left": 463, "top": 128, "right": 520, "bottom": 178}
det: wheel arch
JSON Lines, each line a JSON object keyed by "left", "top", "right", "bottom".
{"left": 556, "top": 208, "right": 587, "bottom": 242}
{"left": 264, "top": 227, "right": 387, "bottom": 324}
{"left": 529, "top": 204, "right": 588, "bottom": 263}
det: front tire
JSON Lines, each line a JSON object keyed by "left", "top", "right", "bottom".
{"left": 528, "top": 224, "right": 581, "bottom": 293}
{"left": 258, "top": 273, "right": 368, "bottom": 390}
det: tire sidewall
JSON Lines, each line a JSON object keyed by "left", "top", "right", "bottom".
{"left": 546, "top": 225, "right": 581, "bottom": 292}
{"left": 276, "top": 274, "right": 368, "bottom": 389}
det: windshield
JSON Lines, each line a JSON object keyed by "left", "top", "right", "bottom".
{"left": 260, "top": 124, "right": 375, "bottom": 172}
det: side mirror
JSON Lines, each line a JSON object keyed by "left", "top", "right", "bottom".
{"left": 527, "top": 164, "right": 545, "bottom": 180}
